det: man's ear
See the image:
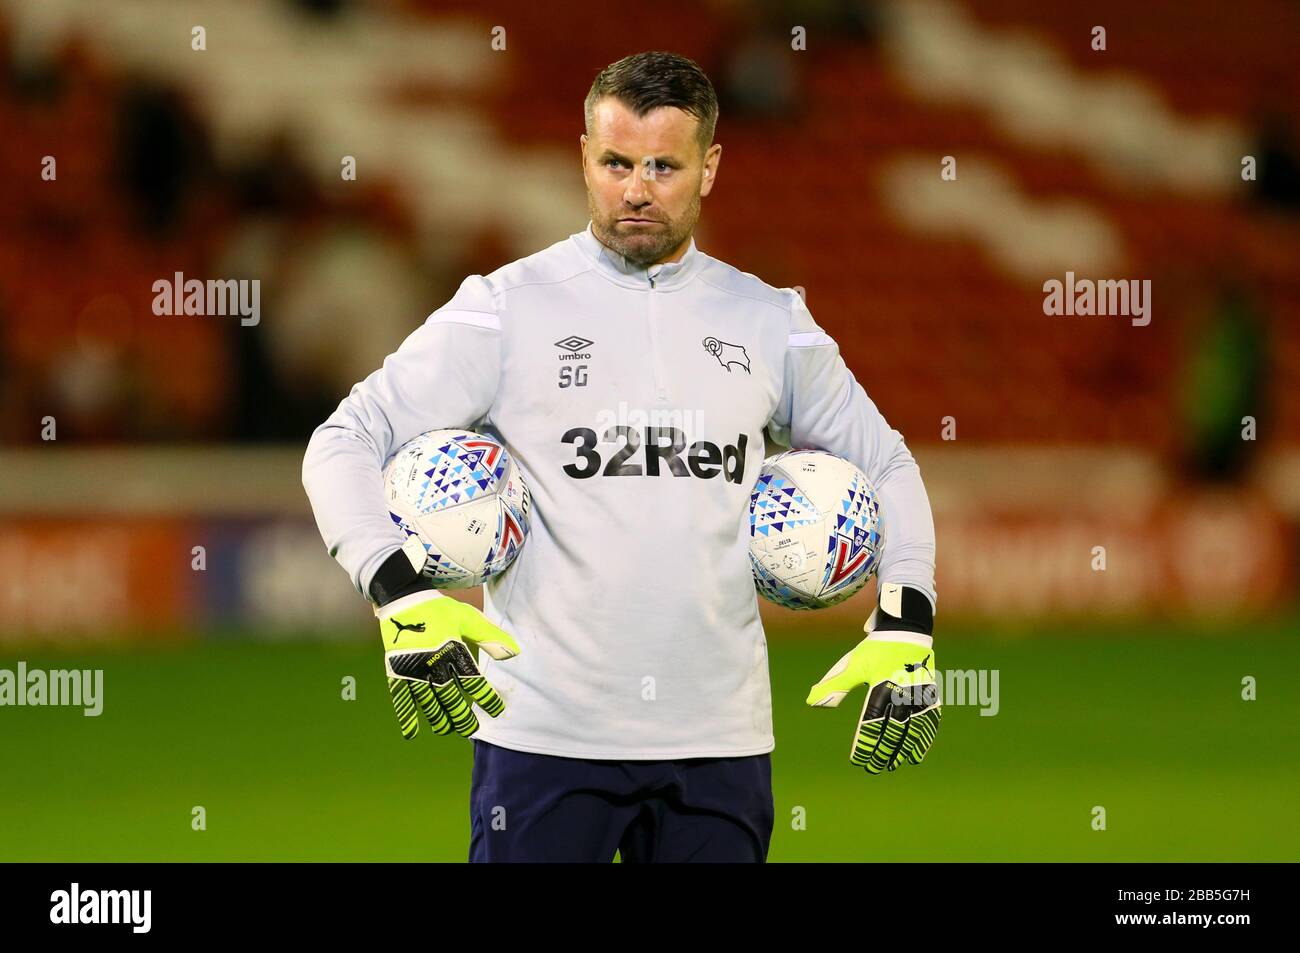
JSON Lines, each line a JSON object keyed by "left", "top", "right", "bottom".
{"left": 700, "top": 142, "right": 722, "bottom": 197}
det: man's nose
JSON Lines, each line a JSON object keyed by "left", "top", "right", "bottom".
{"left": 623, "top": 164, "right": 652, "bottom": 206}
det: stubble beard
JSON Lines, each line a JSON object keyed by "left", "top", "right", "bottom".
{"left": 589, "top": 189, "right": 701, "bottom": 268}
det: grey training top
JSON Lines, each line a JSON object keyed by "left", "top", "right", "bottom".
{"left": 303, "top": 222, "right": 936, "bottom": 759}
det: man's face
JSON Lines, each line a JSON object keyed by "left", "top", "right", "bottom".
{"left": 581, "top": 97, "right": 721, "bottom": 267}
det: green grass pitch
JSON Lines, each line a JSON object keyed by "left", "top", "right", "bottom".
{"left": 2, "top": 618, "right": 1296, "bottom": 861}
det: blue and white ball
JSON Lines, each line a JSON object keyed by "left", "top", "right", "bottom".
{"left": 383, "top": 429, "right": 531, "bottom": 588}
{"left": 748, "top": 450, "right": 885, "bottom": 610}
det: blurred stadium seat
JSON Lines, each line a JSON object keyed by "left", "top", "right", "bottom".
{"left": 0, "top": 0, "right": 1296, "bottom": 636}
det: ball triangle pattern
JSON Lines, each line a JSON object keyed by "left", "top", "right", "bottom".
{"left": 749, "top": 474, "right": 821, "bottom": 536}
{"left": 416, "top": 436, "right": 505, "bottom": 513}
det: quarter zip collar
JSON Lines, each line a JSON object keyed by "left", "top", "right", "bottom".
{"left": 572, "top": 221, "right": 701, "bottom": 290}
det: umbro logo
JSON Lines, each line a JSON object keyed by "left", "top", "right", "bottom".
{"left": 703, "top": 337, "right": 750, "bottom": 374}
{"left": 555, "top": 335, "right": 593, "bottom": 361}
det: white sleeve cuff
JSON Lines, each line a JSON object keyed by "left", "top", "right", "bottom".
{"left": 865, "top": 630, "right": 934, "bottom": 649}
{"left": 374, "top": 589, "right": 444, "bottom": 620}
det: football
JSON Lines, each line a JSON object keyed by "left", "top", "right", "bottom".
{"left": 382, "top": 429, "right": 531, "bottom": 588}
{"left": 747, "top": 449, "right": 885, "bottom": 609}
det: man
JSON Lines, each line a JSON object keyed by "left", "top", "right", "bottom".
{"left": 302, "top": 51, "right": 940, "bottom": 863}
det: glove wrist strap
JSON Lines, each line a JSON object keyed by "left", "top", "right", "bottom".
{"left": 369, "top": 541, "right": 436, "bottom": 607}
{"left": 867, "top": 583, "right": 934, "bottom": 636}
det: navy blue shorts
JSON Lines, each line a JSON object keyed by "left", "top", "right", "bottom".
{"left": 468, "top": 740, "right": 774, "bottom": 863}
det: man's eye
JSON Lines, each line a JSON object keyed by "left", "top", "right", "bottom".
{"left": 605, "top": 159, "right": 627, "bottom": 169}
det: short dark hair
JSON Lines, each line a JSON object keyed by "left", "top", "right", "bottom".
{"left": 584, "top": 51, "right": 718, "bottom": 150}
